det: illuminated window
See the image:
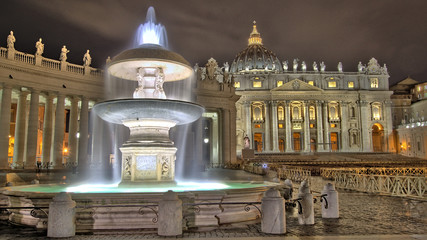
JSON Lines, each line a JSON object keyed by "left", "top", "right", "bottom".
{"left": 330, "top": 123, "right": 336, "bottom": 128}
{"left": 424, "top": 85, "right": 427, "bottom": 90}
{"left": 254, "top": 124, "right": 261, "bottom": 128}
{"left": 308, "top": 81, "right": 314, "bottom": 86}
{"left": 255, "top": 77, "right": 260, "bottom": 80}
{"left": 234, "top": 81, "right": 240, "bottom": 88}
{"left": 328, "top": 81, "right": 336, "bottom": 88}
{"left": 310, "top": 123, "right": 314, "bottom": 128}
{"left": 253, "top": 81, "right": 262, "bottom": 88}
{"left": 370, "top": 78, "right": 379, "bottom": 88}
{"left": 348, "top": 82, "right": 354, "bottom": 88}
{"left": 278, "top": 123, "right": 284, "bottom": 128}
{"left": 330, "top": 77, "right": 334, "bottom": 80}
{"left": 277, "top": 81, "right": 283, "bottom": 87}
{"left": 417, "top": 86, "right": 421, "bottom": 91}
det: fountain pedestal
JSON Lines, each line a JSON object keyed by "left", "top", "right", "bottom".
{"left": 120, "top": 119, "right": 177, "bottom": 184}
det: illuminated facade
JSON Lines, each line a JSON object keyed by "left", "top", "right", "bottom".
{"left": 229, "top": 23, "right": 394, "bottom": 154}
{"left": 391, "top": 78, "right": 427, "bottom": 159}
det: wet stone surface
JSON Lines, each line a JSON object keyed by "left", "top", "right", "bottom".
{"left": 0, "top": 170, "right": 425, "bottom": 239}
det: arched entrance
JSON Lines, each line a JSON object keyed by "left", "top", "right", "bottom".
{"left": 372, "top": 123, "right": 384, "bottom": 152}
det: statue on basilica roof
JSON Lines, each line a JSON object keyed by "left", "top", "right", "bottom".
{"left": 313, "top": 61, "right": 318, "bottom": 71}
{"left": 282, "top": 60, "right": 288, "bottom": 71}
{"left": 301, "top": 61, "right": 307, "bottom": 72}
{"left": 320, "top": 61, "right": 326, "bottom": 72}
{"left": 293, "top": 59, "right": 299, "bottom": 72}
{"left": 338, "top": 62, "right": 343, "bottom": 72}
{"left": 7, "top": 31, "right": 15, "bottom": 49}
{"left": 358, "top": 61, "right": 366, "bottom": 73}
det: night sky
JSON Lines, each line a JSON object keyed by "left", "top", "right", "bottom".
{"left": 2, "top": 0, "right": 427, "bottom": 86}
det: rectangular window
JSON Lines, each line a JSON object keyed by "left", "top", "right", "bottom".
{"left": 253, "top": 81, "right": 262, "bottom": 88}
{"left": 278, "top": 123, "right": 283, "bottom": 129}
{"left": 308, "top": 81, "right": 314, "bottom": 86}
{"left": 330, "top": 123, "right": 336, "bottom": 128}
{"left": 254, "top": 124, "right": 261, "bottom": 128}
{"left": 348, "top": 82, "right": 354, "bottom": 88}
{"left": 234, "top": 81, "right": 240, "bottom": 88}
{"left": 310, "top": 123, "right": 314, "bottom": 128}
{"left": 328, "top": 81, "right": 336, "bottom": 88}
{"left": 370, "top": 78, "right": 379, "bottom": 88}
{"left": 277, "top": 81, "right": 283, "bottom": 87}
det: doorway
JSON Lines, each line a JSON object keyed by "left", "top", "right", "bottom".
{"left": 330, "top": 132, "right": 338, "bottom": 151}
{"left": 372, "top": 123, "right": 384, "bottom": 152}
{"left": 293, "top": 132, "right": 301, "bottom": 151}
{"left": 254, "top": 133, "right": 263, "bottom": 152}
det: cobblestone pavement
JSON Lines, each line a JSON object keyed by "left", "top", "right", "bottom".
{"left": 0, "top": 169, "right": 426, "bottom": 239}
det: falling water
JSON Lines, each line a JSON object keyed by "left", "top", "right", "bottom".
{"left": 134, "top": 6, "right": 169, "bottom": 49}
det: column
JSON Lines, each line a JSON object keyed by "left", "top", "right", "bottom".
{"left": 384, "top": 100, "right": 394, "bottom": 152}
{"left": 12, "top": 90, "right": 29, "bottom": 169}
{"left": 42, "top": 93, "right": 55, "bottom": 164}
{"left": 340, "top": 101, "right": 349, "bottom": 152}
{"left": 271, "top": 101, "right": 279, "bottom": 152}
{"left": 284, "top": 101, "right": 293, "bottom": 152}
{"left": 52, "top": 94, "right": 65, "bottom": 168}
{"left": 316, "top": 101, "right": 324, "bottom": 151}
{"left": 68, "top": 96, "right": 79, "bottom": 165}
{"left": 78, "top": 97, "right": 89, "bottom": 172}
{"left": 323, "top": 102, "right": 330, "bottom": 151}
{"left": 222, "top": 108, "right": 230, "bottom": 165}
{"left": 0, "top": 85, "right": 12, "bottom": 168}
{"left": 264, "top": 101, "right": 271, "bottom": 152}
{"left": 303, "top": 101, "right": 310, "bottom": 152}
{"left": 230, "top": 105, "right": 237, "bottom": 163}
{"left": 359, "top": 100, "right": 371, "bottom": 152}
{"left": 25, "top": 89, "right": 40, "bottom": 168}
{"left": 244, "top": 101, "right": 252, "bottom": 149}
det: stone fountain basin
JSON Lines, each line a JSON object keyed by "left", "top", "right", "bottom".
{"left": 92, "top": 98, "right": 204, "bottom": 125}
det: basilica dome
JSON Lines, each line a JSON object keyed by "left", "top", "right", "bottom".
{"left": 230, "top": 22, "right": 282, "bottom": 73}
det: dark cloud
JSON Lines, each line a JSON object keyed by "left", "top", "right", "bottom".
{"left": 1, "top": 0, "right": 426, "bottom": 85}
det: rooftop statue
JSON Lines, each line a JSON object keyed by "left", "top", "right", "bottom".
{"left": 206, "top": 57, "right": 218, "bottom": 81}
{"left": 313, "top": 61, "right": 318, "bottom": 71}
{"left": 59, "top": 45, "right": 69, "bottom": 61}
{"left": 282, "top": 60, "right": 288, "bottom": 71}
{"left": 382, "top": 64, "right": 388, "bottom": 75}
{"left": 7, "top": 31, "right": 15, "bottom": 49}
{"left": 106, "top": 56, "right": 111, "bottom": 64}
{"left": 301, "top": 61, "right": 307, "bottom": 72}
{"left": 367, "top": 58, "right": 381, "bottom": 74}
{"left": 83, "top": 50, "right": 92, "bottom": 66}
{"left": 293, "top": 59, "right": 299, "bottom": 72}
{"left": 320, "top": 61, "right": 326, "bottom": 72}
{"left": 338, "top": 62, "right": 343, "bottom": 72}
{"left": 35, "top": 38, "right": 44, "bottom": 56}
{"left": 357, "top": 61, "right": 366, "bottom": 72}
{"left": 223, "top": 62, "right": 229, "bottom": 72}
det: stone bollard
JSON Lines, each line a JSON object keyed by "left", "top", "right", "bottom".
{"left": 283, "top": 179, "right": 293, "bottom": 200}
{"left": 321, "top": 183, "right": 339, "bottom": 218}
{"left": 297, "top": 180, "right": 314, "bottom": 225}
{"left": 261, "top": 188, "right": 286, "bottom": 234}
{"left": 47, "top": 192, "right": 76, "bottom": 238}
{"left": 158, "top": 190, "right": 182, "bottom": 236}
{"left": 31, "top": 179, "right": 40, "bottom": 184}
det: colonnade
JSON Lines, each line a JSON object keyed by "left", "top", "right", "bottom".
{"left": 0, "top": 84, "right": 91, "bottom": 169}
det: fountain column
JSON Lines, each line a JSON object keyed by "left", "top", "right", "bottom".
{"left": 0, "top": 84, "right": 12, "bottom": 168}
{"left": 52, "top": 93, "right": 65, "bottom": 168}
{"left": 42, "top": 93, "right": 54, "bottom": 163}
{"left": 25, "top": 89, "right": 40, "bottom": 168}
{"left": 12, "top": 90, "right": 29, "bottom": 169}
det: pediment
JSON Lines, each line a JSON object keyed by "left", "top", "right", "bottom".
{"left": 271, "top": 79, "right": 323, "bottom": 92}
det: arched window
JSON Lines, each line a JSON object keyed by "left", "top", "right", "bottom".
{"left": 350, "top": 106, "right": 356, "bottom": 118}
{"left": 330, "top": 107, "right": 337, "bottom": 119}
{"left": 293, "top": 107, "right": 299, "bottom": 119}
{"left": 309, "top": 106, "right": 316, "bottom": 120}
{"left": 278, "top": 106, "right": 284, "bottom": 120}
{"left": 371, "top": 102, "right": 381, "bottom": 120}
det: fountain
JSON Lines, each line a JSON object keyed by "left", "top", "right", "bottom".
{"left": 0, "top": 7, "right": 278, "bottom": 233}
{"left": 93, "top": 6, "right": 202, "bottom": 185}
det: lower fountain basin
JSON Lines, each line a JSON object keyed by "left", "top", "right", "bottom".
{"left": 92, "top": 98, "right": 204, "bottom": 125}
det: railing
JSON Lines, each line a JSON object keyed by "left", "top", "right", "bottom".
{"left": 278, "top": 166, "right": 311, "bottom": 183}
{"left": 14, "top": 51, "right": 35, "bottom": 65}
{"left": 0, "top": 47, "right": 7, "bottom": 58}
{"left": 41, "top": 58, "right": 61, "bottom": 70}
{"left": 90, "top": 68, "right": 103, "bottom": 77}
{"left": 321, "top": 167, "right": 427, "bottom": 179}
{"left": 334, "top": 172, "right": 426, "bottom": 199}
{"left": 66, "top": 63, "right": 85, "bottom": 75}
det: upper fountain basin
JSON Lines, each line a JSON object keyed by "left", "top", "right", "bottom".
{"left": 108, "top": 44, "right": 193, "bottom": 82}
{"left": 92, "top": 98, "right": 204, "bottom": 125}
